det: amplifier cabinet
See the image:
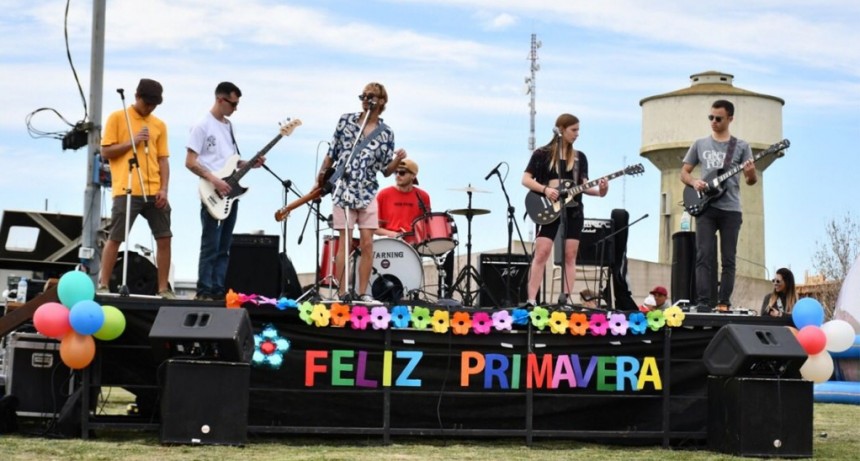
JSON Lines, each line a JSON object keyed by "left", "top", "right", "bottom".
{"left": 4, "top": 332, "right": 73, "bottom": 417}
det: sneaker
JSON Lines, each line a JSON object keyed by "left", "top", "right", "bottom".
{"left": 524, "top": 300, "right": 536, "bottom": 308}
{"left": 194, "top": 294, "right": 213, "bottom": 301}
{"left": 357, "top": 294, "right": 383, "bottom": 305}
{"left": 96, "top": 284, "right": 110, "bottom": 294}
{"left": 159, "top": 289, "right": 177, "bottom": 300}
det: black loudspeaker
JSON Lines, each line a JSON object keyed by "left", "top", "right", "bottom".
{"left": 478, "top": 254, "right": 532, "bottom": 307}
{"left": 279, "top": 253, "right": 302, "bottom": 299}
{"left": 609, "top": 209, "right": 637, "bottom": 311}
{"left": 160, "top": 359, "right": 250, "bottom": 445}
{"left": 577, "top": 218, "right": 614, "bottom": 266}
{"left": 149, "top": 306, "right": 254, "bottom": 363}
{"left": 5, "top": 333, "right": 72, "bottom": 417}
{"left": 225, "top": 233, "right": 280, "bottom": 296}
{"left": 708, "top": 376, "right": 812, "bottom": 457}
{"left": 110, "top": 251, "right": 157, "bottom": 295}
{"left": 671, "top": 231, "right": 696, "bottom": 304}
{"left": 703, "top": 324, "right": 807, "bottom": 378}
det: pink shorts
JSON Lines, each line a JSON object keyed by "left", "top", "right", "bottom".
{"left": 332, "top": 201, "right": 379, "bottom": 230}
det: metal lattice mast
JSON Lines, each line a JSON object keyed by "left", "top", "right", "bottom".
{"left": 525, "top": 34, "right": 541, "bottom": 152}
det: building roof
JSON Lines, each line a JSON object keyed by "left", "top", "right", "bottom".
{"left": 640, "top": 70, "right": 785, "bottom": 106}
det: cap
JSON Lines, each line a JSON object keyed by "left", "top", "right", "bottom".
{"left": 136, "top": 78, "right": 163, "bottom": 105}
{"left": 649, "top": 285, "right": 668, "bottom": 296}
{"left": 399, "top": 158, "right": 419, "bottom": 185}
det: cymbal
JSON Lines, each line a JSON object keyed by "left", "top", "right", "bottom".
{"left": 449, "top": 208, "right": 491, "bottom": 216}
{"left": 447, "top": 185, "right": 492, "bottom": 194}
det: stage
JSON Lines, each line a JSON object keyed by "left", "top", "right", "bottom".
{"left": 72, "top": 296, "right": 796, "bottom": 447}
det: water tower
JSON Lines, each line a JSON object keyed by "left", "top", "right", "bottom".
{"left": 639, "top": 71, "right": 784, "bottom": 279}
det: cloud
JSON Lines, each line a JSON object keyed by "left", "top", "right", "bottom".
{"left": 481, "top": 13, "right": 518, "bottom": 31}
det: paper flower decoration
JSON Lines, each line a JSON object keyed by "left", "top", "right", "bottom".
{"left": 529, "top": 306, "right": 550, "bottom": 330}
{"left": 391, "top": 305, "right": 411, "bottom": 329}
{"left": 588, "top": 313, "right": 608, "bottom": 336}
{"left": 329, "top": 303, "right": 351, "bottom": 327}
{"left": 276, "top": 297, "right": 298, "bottom": 310}
{"left": 257, "top": 296, "right": 278, "bottom": 307}
{"left": 310, "top": 303, "right": 331, "bottom": 327}
{"left": 568, "top": 313, "right": 589, "bottom": 336}
{"left": 663, "top": 306, "right": 685, "bottom": 327}
{"left": 411, "top": 306, "right": 431, "bottom": 330}
{"left": 252, "top": 323, "right": 290, "bottom": 370}
{"left": 371, "top": 306, "right": 391, "bottom": 330}
{"left": 608, "top": 313, "right": 629, "bottom": 336}
{"left": 549, "top": 311, "right": 569, "bottom": 334}
{"left": 226, "top": 289, "right": 241, "bottom": 308}
{"left": 646, "top": 309, "right": 666, "bottom": 331}
{"left": 350, "top": 305, "right": 370, "bottom": 330}
{"left": 628, "top": 312, "right": 648, "bottom": 335}
{"left": 431, "top": 309, "right": 450, "bottom": 334}
{"left": 511, "top": 308, "right": 530, "bottom": 325}
{"left": 298, "top": 301, "right": 315, "bottom": 325}
{"left": 471, "top": 311, "right": 492, "bottom": 335}
{"left": 238, "top": 293, "right": 258, "bottom": 306}
{"left": 492, "top": 310, "right": 513, "bottom": 331}
{"left": 451, "top": 311, "right": 472, "bottom": 335}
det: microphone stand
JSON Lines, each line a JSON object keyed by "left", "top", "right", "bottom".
{"left": 553, "top": 136, "right": 571, "bottom": 306}
{"left": 594, "top": 213, "right": 648, "bottom": 310}
{"left": 489, "top": 165, "right": 531, "bottom": 306}
{"left": 260, "top": 163, "right": 297, "bottom": 257}
{"left": 116, "top": 89, "right": 149, "bottom": 297}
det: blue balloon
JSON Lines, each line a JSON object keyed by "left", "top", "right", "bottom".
{"left": 58, "top": 271, "right": 96, "bottom": 307}
{"left": 792, "top": 297, "right": 825, "bottom": 329}
{"left": 69, "top": 300, "right": 105, "bottom": 335}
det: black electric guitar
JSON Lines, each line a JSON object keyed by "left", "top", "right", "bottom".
{"left": 199, "top": 118, "right": 302, "bottom": 220}
{"left": 682, "top": 138, "right": 789, "bottom": 216}
{"left": 525, "top": 163, "right": 645, "bottom": 225}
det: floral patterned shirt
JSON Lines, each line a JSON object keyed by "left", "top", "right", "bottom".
{"left": 326, "top": 112, "right": 395, "bottom": 208}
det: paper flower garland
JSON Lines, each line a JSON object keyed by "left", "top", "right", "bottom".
{"left": 411, "top": 306, "right": 431, "bottom": 330}
{"left": 589, "top": 313, "right": 609, "bottom": 336}
{"left": 451, "top": 311, "right": 472, "bottom": 335}
{"left": 663, "top": 306, "right": 685, "bottom": 327}
{"left": 569, "top": 313, "right": 589, "bottom": 336}
{"left": 646, "top": 309, "right": 666, "bottom": 331}
{"left": 529, "top": 306, "right": 550, "bottom": 330}
{"left": 252, "top": 323, "right": 290, "bottom": 370}
{"left": 371, "top": 306, "right": 391, "bottom": 330}
{"left": 471, "top": 311, "right": 492, "bottom": 335}
{"left": 549, "top": 311, "right": 569, "bottom": 334}
{"left": 608, "top": 313, "right": 629, "bottom": 336}
{"left": 391, "top": 305, "right": 411, "bottom": 329}
{"left": 491, "top": 310, "right": 513, "bottom": 331}
{"left": 330, "top": 303, "right": 350, "bottom": 327}
{"left": 432, "top": 310, "right": 450, "bottom": 333}
{"left": 350, "top": 305, "right": 370, "bottom": 330}
{"left": 310, "top": 303, "right": 331, "bottom": 327}
{"left": 628, "top": 312, "right": 648, "bottom": 335}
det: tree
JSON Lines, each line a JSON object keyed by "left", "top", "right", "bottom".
{"left": 811, "top": 212, "right": 859, "bottom": 315}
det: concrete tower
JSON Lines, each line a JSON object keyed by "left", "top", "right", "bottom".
{"left": 639, "top": 71, "right": 784, "bottom": 279}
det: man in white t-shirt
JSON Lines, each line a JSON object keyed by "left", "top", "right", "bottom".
{"left": 185, "top": 82, "right": 263, "bottom": 300}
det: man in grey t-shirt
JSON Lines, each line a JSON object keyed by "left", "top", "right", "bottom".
{"left": 680, "top": 99, "right": 757, "bottom": 311}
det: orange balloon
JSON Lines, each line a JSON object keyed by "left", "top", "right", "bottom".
{"left": 786, "top": 326, "right": 799, "bottom": 336}
{"left": 59, "top": 331, "right": 96, "bottom": 370}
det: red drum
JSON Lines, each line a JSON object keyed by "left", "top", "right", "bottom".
{"left": 412, "top": 212, "right": 458, "bottom": 256}
{"left": 400, "top": 231, "right": 416, "bottom": 245}
{"left": 319, "top": 235, "right": 359, "bottom": 286}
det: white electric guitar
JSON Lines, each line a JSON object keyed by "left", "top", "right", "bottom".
{"left": 199, "top": 119, "right": 302, "bottom": 220}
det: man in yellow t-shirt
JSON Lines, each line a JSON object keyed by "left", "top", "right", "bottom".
{"left": 97, "top": 78, "right": 174, "bottom": 298}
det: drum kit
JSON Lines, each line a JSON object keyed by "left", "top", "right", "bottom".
{"left": 306, "top": 184, "right": 494, "bottom": 305}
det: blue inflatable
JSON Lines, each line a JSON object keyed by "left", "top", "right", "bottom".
{"left": 814, "top": 335, "right": 860, "bottom": 404}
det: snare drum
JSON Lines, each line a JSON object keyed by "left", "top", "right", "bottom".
{"left": 319, "top": 235, "right": 359, "bottom": 286}
{"left": 411, "top": 212, "right": 458, "bottom": 256}
{"left": 368, "top": 238, "right": 424, "bottom": 302}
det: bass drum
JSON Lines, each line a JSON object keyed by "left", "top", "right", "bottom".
{"left": 369, "top": 238, "right": 424, "bottom": 303}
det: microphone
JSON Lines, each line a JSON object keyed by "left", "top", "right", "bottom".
{"left": 416, "top": 191, "right": 428, "bottom": 214}
{"left": 116, "top": 88, "right": 125, "bottom": 97}
{"left": 484, "top": 162, "right": 503, "bottom": 181}
{"left": 143, "top": 126, "right": 149, "bottom": 155}
{"left": 368, "top": 98, "right": 378, "bottom": 109}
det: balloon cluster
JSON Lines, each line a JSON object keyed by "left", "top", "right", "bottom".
{"left": 791, "top": 297, "right": 855, "bottom": 383}
{"left": 32, "top": 271, "right": 126, "bottom": 370}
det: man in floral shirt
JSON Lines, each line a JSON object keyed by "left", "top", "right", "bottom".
{"left": 316, "top": 82, "right": 406, "bottom": 303}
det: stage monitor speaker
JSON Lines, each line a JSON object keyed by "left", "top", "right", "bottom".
{"left": 160, "top": 359, "right": 250, "bottom": 446}
{"left": 149, "top": 306, "right": 253, "bottom": 363}
{"left": 708, "top": 376, "right": 812, "bottom": 457}
{"left": 703, "top": 324, "right": 806, "bottom": 378}
{"left": 225, "top": 233, "right": 280, "bottom": 297}
{"left": 478, "top": 254, "right": 532, "bottom": 307}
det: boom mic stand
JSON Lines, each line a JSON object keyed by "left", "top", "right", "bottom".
{"left": 487, "top": 164, "right": 531, "bottom": 306}
{"left": 594, "top": 213, "right": 648, "bottom": 309}
{"left": 115, "top": 88, "right": 149, "bottom": 297}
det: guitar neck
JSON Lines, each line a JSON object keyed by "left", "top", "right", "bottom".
{"left": 714, "top": 142, "right": 783, "bottom": 184}
{"left": 569, "top": 169, "right": 626, "bottom": 195}
{"left": 231, "top": 133, "right": 283, "bottom": 181}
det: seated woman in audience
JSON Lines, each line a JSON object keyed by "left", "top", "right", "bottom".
{"left": 761, "top": 267, "right": 797, "bottom": 317}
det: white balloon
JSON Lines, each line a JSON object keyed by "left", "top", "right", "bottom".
{"left": 800, "top": 351, "right": 834, "bottom": 384}
{"left": 821, "top": 320, "right": 856, "bottom": 353}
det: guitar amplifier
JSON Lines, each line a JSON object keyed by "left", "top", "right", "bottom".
{"left": 478, "top": 254, "right": 533, "bottom": 307}
{"left": 225, "top": 234, "right": 280, "bottom": 296}
{"left": 554, "top": 218, "right": 614, "bottom": 267}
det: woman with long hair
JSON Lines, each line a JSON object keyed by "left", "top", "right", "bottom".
{"left": 761, "top": 267, "right": 798, "bottom": 316}
{"left": 521, "top": 113, "right": 608, "bottom": 306}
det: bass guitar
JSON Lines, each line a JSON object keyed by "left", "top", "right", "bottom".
{"left": 274, "top": 167, "right": 338, "bottom": 222}
{"left": 525, "top": 163, "right": 644, "bottom": 225}
{"left": 199, "top": 118, "right": 302, "bottom": 220}
{"left": 682, "top": 138, "right": 789, "bottom": 216}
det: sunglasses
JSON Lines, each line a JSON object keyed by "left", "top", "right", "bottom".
{"left": 358, "top": 93, "right": 379, "bottom": 101}
{"left": 395, "top": 170, "right": 411, "bottom": 176}
{"left": 707, "top": 115, "right": 724, "bottom": 122}
{"left": 220, "top": 97, "right": 239, "bottom": 108}
{"left": 772, "top": 279, "right": 784, "bottom": 284}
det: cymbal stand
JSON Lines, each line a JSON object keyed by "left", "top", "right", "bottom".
{"left": 434, "top": 251, "right": 450, "bottom": 299}
{"left": 449, "top": 187, "right": 496, "bottom": 307}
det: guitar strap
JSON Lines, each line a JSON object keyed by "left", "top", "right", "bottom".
{"left": 228, "top": 122, "right": 241, "bottom": 156}
{"left": 340, "top": 121, "right": 388, "bottom": 169}
{"left": 722, "top": 136, "right": 737, "bottom": 168}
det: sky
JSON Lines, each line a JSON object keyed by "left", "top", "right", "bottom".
{"left": 1, "top": 0, "right": 858, "bottom": 285}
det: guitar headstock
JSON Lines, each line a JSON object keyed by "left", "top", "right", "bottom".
{"left": 773, "top": 138, "right": 790, "bottom": 158}
{"left": 279, "top": 118, "right": 303, "bottom": 136}
{"left": 625, "top": 163, "right": 645, "bottom": 176}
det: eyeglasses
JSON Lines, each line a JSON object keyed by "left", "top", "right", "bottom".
{"left": 395, "top": 170, "right": 411, "bottom": 176}
{"left": 220, "top": 97, "right": 239, "bottom": 108}
{"left": 707, "top": 115, "right": 724, "bottom": 122}
{"left": 358, "top": 93, "right": 379, "bottom": 102}
{"left": 772, "top": 279, "right": 784, "bottom": 285}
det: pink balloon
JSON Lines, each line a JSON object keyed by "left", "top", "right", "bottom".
{"left": 796, "top": 325, "right": 827, "bottom": 355}
{"left": 33, "top": 302, "right": 72, "bottom": 338}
